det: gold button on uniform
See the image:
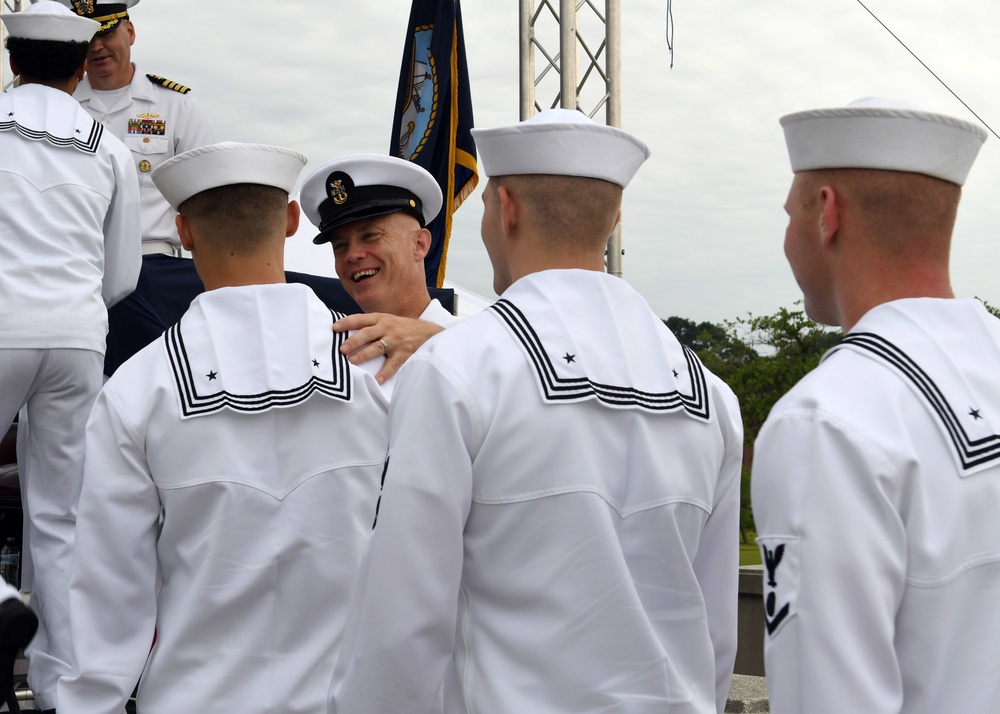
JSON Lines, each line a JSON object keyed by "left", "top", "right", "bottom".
{"left": 139, "top": 160, "right": 152, "bottom": 173}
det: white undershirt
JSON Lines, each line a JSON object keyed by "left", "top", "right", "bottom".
{"left": 92, "top": 86, "right": 131, "bottom": 109}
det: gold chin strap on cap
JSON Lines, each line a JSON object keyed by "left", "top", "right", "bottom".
{"left": 95, "top": 11, "right": 129, "bottom": 32}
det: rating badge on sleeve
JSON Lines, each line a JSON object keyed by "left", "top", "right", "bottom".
{"left": 757, "top": 537, "right": 799, "bottom": 637}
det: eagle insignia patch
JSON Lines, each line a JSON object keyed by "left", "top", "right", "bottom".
{"left": 757, "top": 537, "right": 799, "bottom": 637}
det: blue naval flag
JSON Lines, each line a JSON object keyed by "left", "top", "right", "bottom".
{"left": 391, "top": 0, "right": 478, "bottom": 288}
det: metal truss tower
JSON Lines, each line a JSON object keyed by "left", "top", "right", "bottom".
{"left": 519, "top": 0, "right": 625, "bottom": 276}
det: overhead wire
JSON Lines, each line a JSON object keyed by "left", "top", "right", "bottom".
{"left": 855, "top": 0, "right": 998, "bottom": 140}
{"left": 665, "top": 0, "right": 674, "bottom": 68}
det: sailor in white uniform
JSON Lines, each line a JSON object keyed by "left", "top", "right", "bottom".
{"left": 752, "top": 98, "right": 998, "bottom": 713}
{"left": 301, "top": 155, "right": 460, "bottom": 392}
{"left": 0, "top": 4, "right": 140, "bottom": 710}
{"left": 329, "top": 110, "right": 743, "bottom": 714}
{"left": 57, "top": 143, "right": 389, "bottom": 714}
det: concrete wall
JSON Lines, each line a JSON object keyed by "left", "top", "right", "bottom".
{"left": 729, "top": 565, "right": 769, "bottom": 712}
{"left": 736, "top": 565, "right": 765, "bottom": 677}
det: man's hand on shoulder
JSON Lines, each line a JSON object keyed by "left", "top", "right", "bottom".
{"left": 334, "top": 312, "right": 444, "bottom": 384}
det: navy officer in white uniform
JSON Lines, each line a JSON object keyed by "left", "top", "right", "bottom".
{"left": 56, "top": 0, "right": 216, "bottom": 375}
{"left": 752, "top": 98, "right": 998, "bottom": 713}
{"left": 57, "top": 143, "right": 388, "bottom": 714}
{"left": 56, "top": 0, "right": 214, "bottom": 254}
{"left": 301, "top": 155, "right": 461, "bottom": 391}
{"left": 329, "top": 109, "right": 744, "bottom": 714}
{"left": 0, "top": 4, "right": 139, "bottom": 710}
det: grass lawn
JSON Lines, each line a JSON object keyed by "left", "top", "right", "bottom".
{"left": 739, "top": 538, "right": 761, "bottom": 566}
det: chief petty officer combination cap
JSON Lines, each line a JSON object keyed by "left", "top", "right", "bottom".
{"left": 151, "top": 142, "right": 309, "bottom": 212}
{"left": 470, "top": 108, "right": 651, "bottom": 188}
{"left": 300, "top": 154, "right": 444, "bottom": 245}
{"left": 54, "top": 0, "right": 139, "bottom": 35}
{"left": 0, "top": 0, "right": 99, "bottom": 43}
{"left": 781, "top": 96, "right": 987, "bottom": 187}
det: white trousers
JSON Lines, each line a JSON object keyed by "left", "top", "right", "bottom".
{"left": 0, "top": 348, "right": 103, "bottom": 710}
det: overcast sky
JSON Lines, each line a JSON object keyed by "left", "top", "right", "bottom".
{"left": 56, "top": 1, "right": 1000, "bottom": 323}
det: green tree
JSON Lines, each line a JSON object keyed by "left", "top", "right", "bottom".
{"left": 978, "top": 298, "right": 1000, "bottom": 319}
{"left": 723, "top": 307, "right": 840, "bottom": 443}
{"left": 663, "top": 316, "right": 757, "bottom": 377}
{"left": 665, "top": 306, "right": 840, "bottom": 542}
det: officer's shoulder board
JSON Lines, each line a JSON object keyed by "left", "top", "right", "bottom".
{"left": 146, "top": 74, "right": 191, "bottom": 94}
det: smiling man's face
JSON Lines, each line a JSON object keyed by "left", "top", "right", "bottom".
{"left": 329, "top": 211, "right": 431, "bottom": 317}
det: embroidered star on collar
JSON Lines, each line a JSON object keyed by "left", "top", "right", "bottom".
{"left": 206, "top": 370, "right": 218, "bottom": 381}
{"left": 563, "top": 353, "right": 576, "bottom": 364}
{"left": 969, "top": 408, "right": 983, "bottom": 421}
{"left": 312, "top": 359, "right": 320, "bottom": 367}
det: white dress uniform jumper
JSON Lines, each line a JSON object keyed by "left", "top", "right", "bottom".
{"left": 753, "top": 299, "right": 1000, "bottom": 714}
{"left": 58, "top": 284, "right": 389, "bottom": 714}
{"left": 330, "top": 269, "right": 743, "bottom": 713}
{"left": 0, "top": 70, "right": 140, "bottom": 709}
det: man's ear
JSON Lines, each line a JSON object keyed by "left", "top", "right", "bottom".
{"left": 498, "top": 186, "right": 517, "bottom": 236}
{"left": 818, "top": 186, "right": 839, "bottom": 248}
{"left": 176, "top": 214, "right": 195, "bottom": 252}
{"left": 285, "top": 200, "right": 301, "bottom": 238}
{"left": 413, "top": 226, "right": 432, "bottom": 261}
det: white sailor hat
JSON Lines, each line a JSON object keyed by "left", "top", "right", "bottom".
{"left": 300, "top": 154, "right": 443, "bottom": 245}
{"left": 152, "top": 142, "right": 308, "bottom": 212}
{"left": 53, "top": 0, "right": 138, "bottom": 35}
{"left": 470, "top": 108, "right": 650, "bottom": 188}
{"left": 781, "top": 97, "right": 987, "bottom": 186}
{"left": 1, "top": 1, "right": 99, "bottom": 43}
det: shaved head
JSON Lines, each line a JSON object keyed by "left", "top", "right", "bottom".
{"left": 797, "top": 168, "right": 960, "bottom": 262}
{"left": 179, "top": 184, "right": 290, "bottom": 256}
{"left": 494, "top": 174, "right": 622, "bottom": 250}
